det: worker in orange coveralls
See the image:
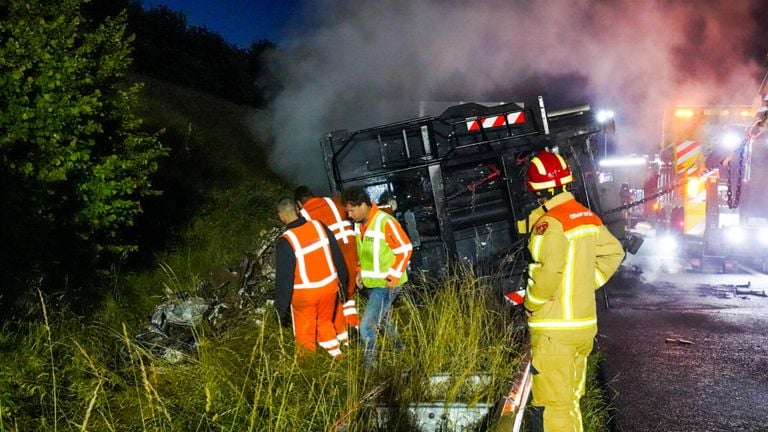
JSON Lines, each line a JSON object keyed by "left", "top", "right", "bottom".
{"left": 274, "top": 197, "right": 348, "bottom": 358}
{"left": 294, "top": 185, "right": 359, "bottom": 343}
{"left": 523, "top": 151, "right": 624, "bottom": 432}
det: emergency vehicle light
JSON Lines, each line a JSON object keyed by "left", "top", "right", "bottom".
{"left": 686, "top": 177, "right": 702, "bottom": 198}
{"left": 674, "top": 108, "right": 695, "bottom": 119}
{"left": 721, "top": 132, "right": 741, "bottom": 150}
{"left": 598, "top": 156, "right": 647, "bottom": 167}
{"left": 596, "top": 110, "right": 614, "bottom": 123}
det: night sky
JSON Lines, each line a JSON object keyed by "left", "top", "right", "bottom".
{"left": 141, "top": 0, "right": 300, "bottom": 47}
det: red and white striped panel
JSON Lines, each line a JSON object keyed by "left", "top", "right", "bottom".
{"left": 503, "top": 289, "right": 526, "bottom": 306}
{"left": 466, "top": 111, "right": 525, "bottom": 132}
{"left": 675, "top": 140, "right": 701, "bottom": 174}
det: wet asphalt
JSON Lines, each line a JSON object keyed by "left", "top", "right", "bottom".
{"left": 597, "top": 247, "right": 768, "bottom": 432}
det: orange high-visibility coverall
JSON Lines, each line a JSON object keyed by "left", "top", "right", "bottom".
{"left": 300, "top": 196, "right": 360, "bottom": 333}
{"left": 275, "top": 218, "right": 348, "bottom": 357}
{"left": 523, "top": 192, "right": 624, "bottom": 432}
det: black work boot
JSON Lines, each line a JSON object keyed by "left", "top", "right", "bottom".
{"left": 528, "top": 405, "right": 544, "bottom": 432}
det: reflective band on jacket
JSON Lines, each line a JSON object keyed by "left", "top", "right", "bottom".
{"left": 282, "top": 220, "right": 339, "bottom": 290}
{"left": 356, "top": 211, "right": 411, "bottom": 287}
{"left": 528, "top": 317, "right": 597, "bottom": 329}
{"left": 299, "top": 197, "right": 355, "bottom": 244}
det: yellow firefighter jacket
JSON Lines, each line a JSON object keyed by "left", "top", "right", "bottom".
{"left": 523, "top": 192, "right": 624, "bottom": 333}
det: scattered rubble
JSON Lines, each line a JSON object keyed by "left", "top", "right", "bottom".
{"left": 134, "top": 227, "right": 281, "bottom": 363}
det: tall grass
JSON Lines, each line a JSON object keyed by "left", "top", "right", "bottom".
{"left": 0, "top": 269, "right": 507, "bottom": 430}
{"left": 0, "top": 264, "right": 611, "bottom": 431}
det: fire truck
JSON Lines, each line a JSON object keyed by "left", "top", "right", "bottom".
{"left": 656, "top": 104, "right": 768, "bottom": 270}
{"left": 320, "top": 98, "right": 634, "bottom": 289}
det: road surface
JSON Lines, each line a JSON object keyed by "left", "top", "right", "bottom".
{"left": 597, "top": 236, "right": 768, "bottom": 432}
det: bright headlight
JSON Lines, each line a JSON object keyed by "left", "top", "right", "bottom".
{"left": 597, "top": 110, "right": 615, "bottom": 123}
{"left": 759, "top": 229, "right": 768, "bottom": 245}
{"left": 725, "top": 227, "right": 747, "bottom": 245}
{"left": 657, "top": 234, "right": 678, "bottom": 251}
{"left": 721, "top": 132, "right": 741, "bottom": 150}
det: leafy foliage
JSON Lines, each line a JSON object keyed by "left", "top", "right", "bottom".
{"left": 0, "top": 0, "right": 168, "bottom": 307}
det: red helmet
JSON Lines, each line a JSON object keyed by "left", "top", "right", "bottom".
{"left": 526, "top": 150, "right": 573, "bottom": 192}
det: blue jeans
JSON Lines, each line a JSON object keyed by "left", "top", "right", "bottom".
{"left": 360, "top": 287, "right": 402, "bottom": 366}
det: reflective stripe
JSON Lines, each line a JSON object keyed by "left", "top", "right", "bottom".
{"left": 322, "top": 197, "right": 355, "bottom": 245}
{"left": 527, "top": 318, "right": 597, "bottom": 329}
{"left": 294, "top": 273, "right": 338, "bottom": 289}
{"left": 336, "top": 331, "right": 349, "bottom": 342}
{"left": 530, "top": 236, "right": 544, "bottom": 261}
{"left": 318, "top": 339, "right": 340, "bottom": 349}
{"left": 525, "top": 289, "right": 548, "bottom": 305}
{"left": 283, "top": 220, "right": 339, "bottom": 290}
{"left": 564, "top": 226, "right": 600, "bottom": 240}
{"left": 391, "top": 244, "right": 413, "bottom": 254}
{"left": 300, "top": 198, "right": 355, "bottom": 245}
{"left": 595, "top": 269, "right": 607, "bottom": 287}
{"left": 528, "top": 179, "right": 556, "bottom": 190}
{"left": 531, "top": 157, "right": 547, "bottom": 175}
{"left": 360, "top": 269, "right": 391, "bottom": 278}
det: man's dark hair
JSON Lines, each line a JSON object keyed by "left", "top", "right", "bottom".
{"left": 293, "top": 185, "right": 315, "bottom": 204}
{"left": 341, "top": 186, "right": 371, "bottom": 206}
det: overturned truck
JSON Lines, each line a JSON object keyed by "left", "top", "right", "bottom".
{"left": 322, "top": 98, "right": 630, "bottom": 430}
{"left": 322, "top": 98, "right": 625, "bottom": 288}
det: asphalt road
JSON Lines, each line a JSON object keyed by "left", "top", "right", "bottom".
{"left": 597, "top": 244, "right": 768, "bottom": 432}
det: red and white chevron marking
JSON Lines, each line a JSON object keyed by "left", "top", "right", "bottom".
{"left": 466, "top": 111, "right": 525, "bottom": 131}
{"left": 503, "top": 289, "right": 526, "bottom": 306}
{"left": 675, "top": 140, "right": 701, "bottom": 174}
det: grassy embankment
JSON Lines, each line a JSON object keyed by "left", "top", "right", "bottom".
{"left": 0, "top": 79, "right": 611, "bottom": 431}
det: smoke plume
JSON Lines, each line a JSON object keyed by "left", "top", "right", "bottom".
{"left": 268, "top": 0, "right": 764, "bottom": 191}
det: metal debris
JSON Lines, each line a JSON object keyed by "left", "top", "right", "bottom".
{"left": 733, "top": 282, "right": 767, "bottom": 297}
{"left": 665, "top": 337, "right": 695, "bottom": 345}
{"left": 134, "top": 226, "right": 282, "bottom": 363}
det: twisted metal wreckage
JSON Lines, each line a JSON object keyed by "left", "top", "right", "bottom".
{"left": 134, "top": 227, "right": 281, "bottom": 363}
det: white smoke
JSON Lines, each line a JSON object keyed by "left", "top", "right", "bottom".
{"left": 269, "top": 0, "right": 762, "bottom": 191}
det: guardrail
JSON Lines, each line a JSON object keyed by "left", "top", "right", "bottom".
{"left": 332, "top": 355, "right": 533, "bottom": 431}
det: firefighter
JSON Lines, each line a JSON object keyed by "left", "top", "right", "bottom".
{"left": 523, "top": 151, "right": 624, "bottom": 432}
{"left": 274, "top": 197, "right": 348, "bottom": 358}
{"left": 294, "top": 185, "right": 359, "bottom": 343}
{"left": 341, "top": 186, "right": 413, "bottom": 367}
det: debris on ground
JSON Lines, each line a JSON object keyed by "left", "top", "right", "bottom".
{"left": 134, "top": 227, "right": 281, "bottom": 363}
{"left": 733, "top": 282, "right": 767, "bottom": 297}
{"left": 665, "top": 337, "right": 694, "bottom": 345}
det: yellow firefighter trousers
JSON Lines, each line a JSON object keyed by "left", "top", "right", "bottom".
{"left": 530, "top": 330, "right": 594, "bottom": 432}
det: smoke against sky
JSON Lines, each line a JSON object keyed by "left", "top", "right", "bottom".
{"left": 268, "top": 0, "right": 764, "bottom": 191}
